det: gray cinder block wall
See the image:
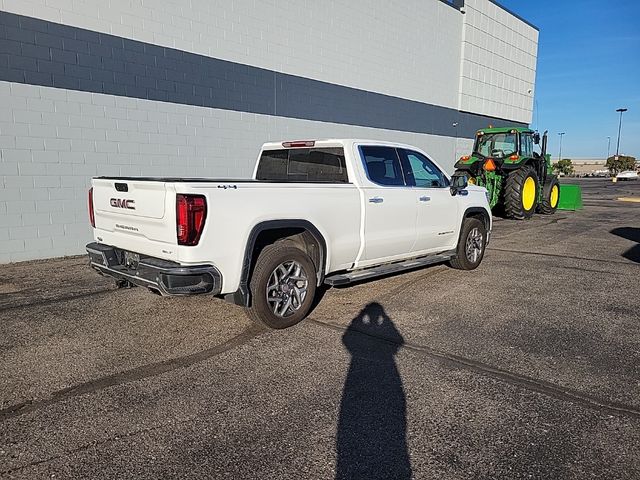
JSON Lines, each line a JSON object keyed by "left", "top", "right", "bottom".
{"left": 0, "top": 0, "right": 538, "bottom": 263}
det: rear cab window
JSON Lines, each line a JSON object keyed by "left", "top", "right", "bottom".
{"left": 256, "top": 147, "right": 349, "bottom": 183}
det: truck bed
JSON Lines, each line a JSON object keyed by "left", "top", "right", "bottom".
{"left": 95, "top": 177, "right": 345, "bottom": 184}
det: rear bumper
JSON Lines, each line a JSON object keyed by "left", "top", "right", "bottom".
{"left": 86, "top": 242, "right": 221, "bottom": 296}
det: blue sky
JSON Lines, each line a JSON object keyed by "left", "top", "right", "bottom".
{"left": 498, "top": 0, "right": 640, "bottom": 159}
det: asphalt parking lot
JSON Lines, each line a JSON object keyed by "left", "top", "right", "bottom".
{"left": 1, "top": 177, "right": 639, "bottom": 479}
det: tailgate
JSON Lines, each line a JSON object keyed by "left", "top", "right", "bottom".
{"left": 94, "top": 178, "right": 166, "bottom": 219}
{"left": 92, "top": 178, "right": 177, "bottom": 254}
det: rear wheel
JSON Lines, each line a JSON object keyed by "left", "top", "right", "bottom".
{"left": 504, "top": 165, "right": 539, "bottom": 219}
{"left": 449, "top": 217, "right": 487, "bottom": 270}
{"left": 537, "top": 175, "right": 560, "bottom": 214}
{"left": 245, "top": 243, "right": 317, "bottom": 329}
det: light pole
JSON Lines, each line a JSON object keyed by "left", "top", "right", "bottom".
{"left": 606, "top": 136, "right": 611, "bottom": 160}
{"left": 558, "top": 132, "right": 565, "bottom": 162}
{"left": 615, "top": 108, "right": 627, "bottom": 156}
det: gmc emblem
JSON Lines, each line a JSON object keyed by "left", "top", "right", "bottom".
{"left": 110, "top": 198, "right": 136, "bottom": 210}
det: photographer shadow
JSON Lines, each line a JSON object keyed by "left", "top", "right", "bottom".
{"left": 336, "top": 302, "right": 411, "bottom": 480}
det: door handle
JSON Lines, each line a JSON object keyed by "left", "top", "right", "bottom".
{"left": 419, "top": 196, "right": 431, "bottom": 202}
{"left": 368, "top": 197, "right": 384, "bottom": 204}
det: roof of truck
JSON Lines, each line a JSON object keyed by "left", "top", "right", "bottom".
{"left": 260, "top": 139, "right": 428, "bottom": 150}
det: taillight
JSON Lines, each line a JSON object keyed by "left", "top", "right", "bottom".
{"left": 88, "top": 187, "right": 95, "bottom": 228}
{"left": 282, "top": 140, "right": 315, "bottom": 148}
{"left": 176, "top": 194, "right": 207, "bottom": 246}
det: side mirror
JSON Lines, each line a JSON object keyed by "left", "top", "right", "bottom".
{"left": 450, "top": 173, "right": 468, "bottom": 196}
{"left": 533, "top": 133, "right": 541, "bottom": 145}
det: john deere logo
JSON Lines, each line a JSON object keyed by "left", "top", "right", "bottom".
{"left": 110, "top": 198, "right": 136, "bottom": 210}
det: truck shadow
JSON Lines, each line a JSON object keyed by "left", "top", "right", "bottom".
{"left": 336, "top": 302, "right": 411, "bottom": 480}
{"left": 610, "top": 227, "right": 640, "bottom": 263}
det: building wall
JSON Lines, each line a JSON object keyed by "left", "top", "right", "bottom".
{"left": 459, "top": 0, "right": 538, "bottom": 123}
{"left": 1, "top": 0, "right": 464, "bottom": 108}
{"left": 0, "top": 0, "right": 538, "bottom": 263}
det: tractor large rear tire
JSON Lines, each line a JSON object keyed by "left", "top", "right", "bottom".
{"left": 537, "top": 175, "right": 560, "bottom": 215}
{"left": 504, "top": 165, "right": 539, "bottom": 220}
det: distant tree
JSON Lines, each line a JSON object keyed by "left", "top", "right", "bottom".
{"left": 606, "top": 155, "right": 636, "bottom": 175}
{"left": 553, "top": 158, "right": 574, "bottom": 175}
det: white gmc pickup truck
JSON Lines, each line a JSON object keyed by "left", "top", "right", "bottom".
{"left": 87, "top": 139, "right": 491, "bottom": 328}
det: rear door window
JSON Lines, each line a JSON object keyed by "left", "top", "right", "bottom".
{"left": 256, "top": 147, "right": 348, "bottom": 183}
{"left": 360, "top": 146, "right": 405, "bottom": 186}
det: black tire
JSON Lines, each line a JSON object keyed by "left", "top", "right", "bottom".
{"left": 503, "top": 165, "right": 539, "bottom": 220}
{"left": 537, "top": 175, "right": 560, "bottom": 214}
{"left": 449, "top": 217, "right": 487, "bottom": 270}
{"left": 245, "top": 243, "right": 317, "bottom": 329}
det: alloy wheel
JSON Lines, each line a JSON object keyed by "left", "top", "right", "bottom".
{"left": 266, "top": 260, "right": 309, "bottom": 317}
{"left": 465, "top": 227, "right": 483, "bottom": 263}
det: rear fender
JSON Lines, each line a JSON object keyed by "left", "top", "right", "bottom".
{"left": 228, "top": 220, "right": 328, "bottom": 307}
{"left": 454, "top": 156, "right": 483, "bottom": 171}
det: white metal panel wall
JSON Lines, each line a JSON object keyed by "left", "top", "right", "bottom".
{"left": 1, "top": 0, "right": 463, "bottom": 109}
{"left": 459, "top": 0, "right": 538, "bottom": 124}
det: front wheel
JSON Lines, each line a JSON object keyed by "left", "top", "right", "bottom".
{"left": 449, "top": 217, "right": 487, "bottom": 270}
{"left": 537, "top": 175, "right": 560, "bottom": 214}
{"left": 245, "top": 243, "right": 317, "bottom": 329}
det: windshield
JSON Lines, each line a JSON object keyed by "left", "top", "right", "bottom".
{"left": 474, "top": 133, "right": 517, "bottom": 158}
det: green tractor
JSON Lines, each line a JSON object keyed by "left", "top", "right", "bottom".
{"left": 453, "top": 127, "right": 560, "bottom": 220}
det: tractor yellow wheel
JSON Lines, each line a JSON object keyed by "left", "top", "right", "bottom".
{"left": 522, "top": 176, "right": 537, "bottom": 211}
{"left": 550, "top": 184, "right": 559, "bottom": 208}
{"left": 538, "top": 176, "right": 560, "bottom": 215}
{"left": 504, "top": 165, "right": 539, "bottom": 219}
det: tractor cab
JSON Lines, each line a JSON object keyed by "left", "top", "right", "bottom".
{"left": 453, "top": 127, "right": 558, "bottom": 220}
{"left": 455, "top": 127, "right": 546, "bottom": 176}
{"left": 474, "top": 129, "right": 519, "bottom": 160}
